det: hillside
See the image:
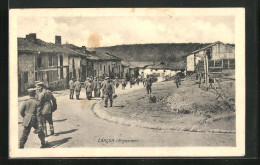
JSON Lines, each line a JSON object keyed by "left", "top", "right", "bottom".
{"left": 95, "top": 43, "right": 212, "bottom": 62}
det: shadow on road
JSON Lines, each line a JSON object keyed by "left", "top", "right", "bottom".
{"left": 46, "top": 137, "right": 72, "bottom": 148}
{"left": 54, "top": 129, "right": 78, "bottom": 136}
{"left": 53, "top": 119, "right": 67, "bottom": 122}
{"left": 113, "top": 105, "right": 125, "bottom": 108}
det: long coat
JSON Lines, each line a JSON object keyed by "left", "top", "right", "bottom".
{"left": 38, "top": 89, "right": 57, "bottom": 115}
{"left": 84, "top": 81, "right": 93, "bottom": 93}
{"left": 19, "top": 98, "right": 40, "bottom": 127}
{"left": 69, "top": 80, "right": 74, "bottom": 89}
{"left": 74, "top": 81, "right": 81, "bottom": 91}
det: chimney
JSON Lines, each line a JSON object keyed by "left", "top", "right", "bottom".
{"left": 55, "top": 36, "right": 61, "bottom": 45}
{"left": 26, "top": 33, "right": 37, "bottom": 43}
{"left": 82, "top": 46, "right": 86, "bottom": 53}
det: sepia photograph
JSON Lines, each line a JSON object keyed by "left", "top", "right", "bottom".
{"left": 9, "top": 8, "right": 245, "bottom": 157}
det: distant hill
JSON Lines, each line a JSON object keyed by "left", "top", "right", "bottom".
{"left": 94, "top": 43, "right": 213, "bottom": 62}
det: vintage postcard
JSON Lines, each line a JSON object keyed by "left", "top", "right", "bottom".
{"left": 9, "top": 8, "right": 245, "bottom": 157}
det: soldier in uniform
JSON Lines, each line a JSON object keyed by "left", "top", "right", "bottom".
{"left": 122, "top": 78, "right": 127, "bottom": 90}
{"left": 146, "top": 76, "right": 153, "bottom": 94}
{"left": 103, "top": 78, "right": 115, "bottom": 108}
{"left": 114, "top": 77, "right": 120, "bottom": 88}
{"left": 37, "top": 82, "right": 57, "bottom": 137}
{"left": 35, "top": 81, "right": 41, "bottom": 100}
{"left": 19, "top": 88, "right": 46, "bottom": 148}
{"left": 69, "top": 77, "right": 74, "bottom": 99}
{"left": 93, "top": 77, "right": 101, "bottom": 97}
{"left": 84, "top": 78, "right": 93, "bottom": 100}
{"left": 101, "top": 77, "right": 109, "bottom": 100}
{"left": 136, "top": 77, "right": 140, "bottom": 86}
{"left": 175, "top": 75, "right": 181, "bottom": 88}
{"left": 74, "top": 78, "right": 81, "bottom": 100}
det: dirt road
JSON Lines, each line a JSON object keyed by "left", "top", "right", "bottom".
{"left": 18, "top": 83, "right": 235, "bottom": 148}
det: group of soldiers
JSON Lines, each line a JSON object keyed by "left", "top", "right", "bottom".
{"left": 19, "top": 81, "right": 57, "bottom": 148}
{"left": 68, "top": 75, "right": 156, "bottom": 106}
{"left": 69, "top": 76, "right": 116, "bottom": 108}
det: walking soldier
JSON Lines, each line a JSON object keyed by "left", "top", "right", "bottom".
{"left": 74, "top": 78, "right": 81, "bottom": 100}
{"left": 103, "top": 79, "right": 115, "bottom": 108}
{"left": 84, "top": 78, "right": 93, "bottom": 100}
{"left": 122, "top": 78, "right": 127, "bottom": 90}
{"left": 93, "top": 77, "right": 101, "bottom": 97}
{"left": 37, "top": 82, "right": 57, "bottom": 137}
{"left": 175, "top": 75, "right": 181, "bottom": 88}
{"left": 69, "top": 77, "right": 74, "bottom": 99}
{"left": 19, "top": 88, "right": 46, "bottom": 148}
{"left": 101, "top": 77, "right": 109, "bottom": 100}
{"left": 146, "top": 76, "right": 153, "bottom": 94}
{"left": 114, "top": 77, "right": 120, "bottom": 88}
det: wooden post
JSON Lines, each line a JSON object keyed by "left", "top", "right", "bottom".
{"left": 203, "top": 55, "right": 206, "bottom": 84}
{"left": 205, "top": 53, "right": 209, "bottom": 87}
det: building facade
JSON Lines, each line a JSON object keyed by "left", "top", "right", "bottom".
{"left": 184, "top": 41, "right": 235, "bottom": 74}
{"left": 18, "top": 34, "right": 86, "bottom": 95}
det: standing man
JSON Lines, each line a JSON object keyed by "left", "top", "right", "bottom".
{"left": 37, "top": 82, "right": 57, "bottom": 137}
{"left": 114, "top": 77, "right": 120, "bottom": 88}
{"left": 175, "top": 75, "right": 181, "bottom": 88}
{"left": 122, "top": 78, "right": 127, "bottom": 90}
{"left": 74, "top": 78, "right": 81, "bottom": 100}
{"left": 84, "top": 78, "right": 93, "bottom": 100}
{"left": 146, "top": 76, "right": 153, "bottom": 94}
{"left": 103, "top": 79, "right": 115, "bottom": 108}
{"left": 19, "top": 88, "right": 46, "bottom": 149}
{"left": 69, "top": 77, "right": 74, "bottom": 99}
{"left": 93, "top": 77, "right": 101, "bottom": 97}
{"left": 101, "top": 77, "right": 109, "bottom": 100}
{"left": 136, "top": 77, "right": 140, "bottom": 86}
{"left": 143, "top": 77, "right": 146, "bottom": 87}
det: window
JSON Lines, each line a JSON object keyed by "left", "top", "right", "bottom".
{"left": 37, "top": 54, "right": 42, "bottom": 68}
{"left": 229, "top": 59, "right": 235, "bottom": 69}
{"left": 53, "top": 55, "right": 58, "bottom": 66}
{"left": 60, "top": 55, "right": 63, "bottom": 66}
{"left": 100, "top": 64, "right": 102, "bottom": 70}
{"left": 223, "top": 59, "right": 229, "bottom": 68}
{"left": 23, "top": 72, "right": 29, "bottom": 84}
{"left": 49, "top": 55, "right": 53, "bottom": 66}
{"left": 60, "top": 68, "right": 64, "bottom": 79}
{"left": 215, "top": 60, "right": 222, "bottom": 67}
{"left": 208, "top": 60, "right": 214, "bottom": 67}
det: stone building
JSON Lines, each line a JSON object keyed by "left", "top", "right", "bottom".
{"left": 18, "top": 33, "right": 86, "bottom": 95}
{"left": 183, "top": 41, "right": 235, "bottom": 75}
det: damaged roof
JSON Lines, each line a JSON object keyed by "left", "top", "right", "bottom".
{"left": 18, "top": 38, "right": 86, "bottom": 56}
{"left": 183, "top": 41, "right": 235, "bottom": 57}
{"left": 145, "top": 61, "right": 185, "bottom": 70}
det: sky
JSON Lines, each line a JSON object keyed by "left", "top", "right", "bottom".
{"left": 18, "top": 16, "right": 235, "bottom": 47}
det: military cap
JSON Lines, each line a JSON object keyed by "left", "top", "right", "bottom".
{"left": 36, "top": 82, "right": 45, "bottom": 87}
{"left": 105, "top": 77, "right": 109, "bottom": 80}
{"left": 35, "top": 81, "right": 40, "bottom": 84}
{"left": 28, "top": 88, "right": 36, "bottom": 93}
{"left": 71, "top": 76, "right": 74, "bottom": 79}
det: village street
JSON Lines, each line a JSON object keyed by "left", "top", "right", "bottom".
{"left": 18, "top": 79, "right": 235, "bottom": 148}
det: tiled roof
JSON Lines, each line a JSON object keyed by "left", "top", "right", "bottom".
{"left": 63, "top": 43, "right": 121, "bottom": 61}
{"left": 18, "top": 38, "right": 85, "bottom": 56}
{"left": 128, "top": 61, "right": 155, "bottom": 68}
{"left": 145, "top": 61, "right": 185, "bottom": 70}
{"left": 183, "top": 41, "right": 235, "bottom": 57}
{"left": 90, "top": 52, "right": 121, "bottom": 61}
